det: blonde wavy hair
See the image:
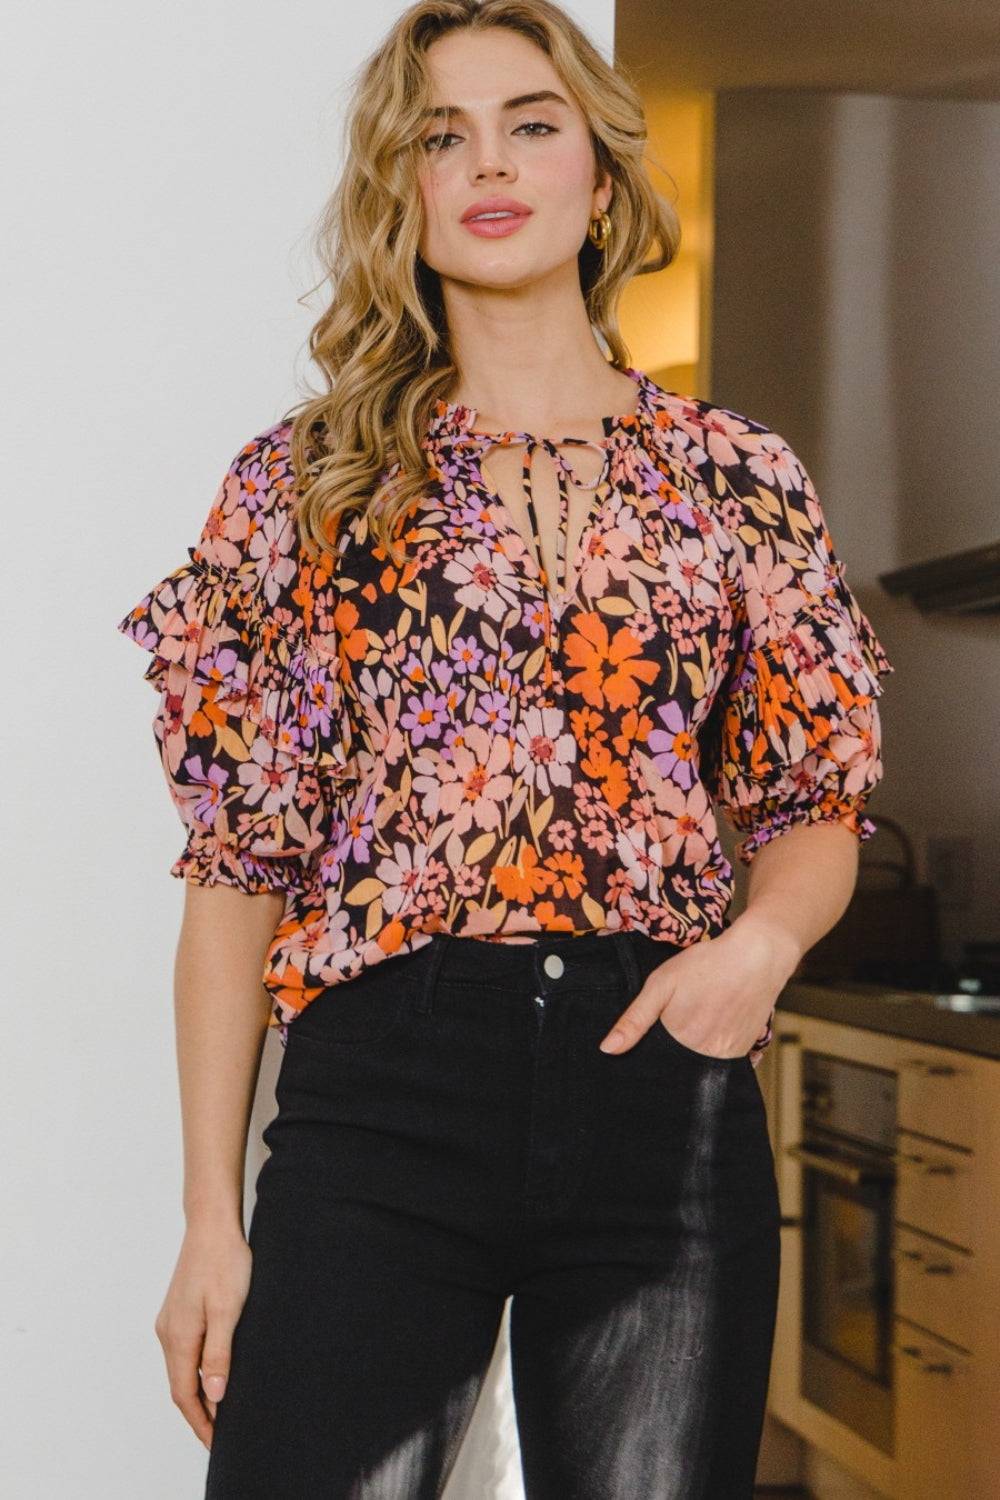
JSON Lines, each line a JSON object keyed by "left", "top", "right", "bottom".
{"left": 282, "top": 0, "right": 681, "bottom": 571}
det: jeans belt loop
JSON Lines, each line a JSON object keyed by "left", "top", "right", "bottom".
{"left": 611, "top": 930, "right": 642, "bottom": 996}
{"left": 414, "top": 932, "right": 450, "bottom": 1015}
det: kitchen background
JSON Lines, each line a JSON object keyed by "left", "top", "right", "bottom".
{"left": 6, "top": 1, "right": 997, "bottom": 1495}
{"left": 612, "top": 4, "right": 1000, "bottom": 965}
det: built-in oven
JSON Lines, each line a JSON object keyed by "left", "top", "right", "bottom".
{"left": 785, "top": 1051, "right": 898, "bottom": 1455}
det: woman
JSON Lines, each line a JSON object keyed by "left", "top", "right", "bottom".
{"left": 117, "top": 3, "right": 894, "bottom": 1496}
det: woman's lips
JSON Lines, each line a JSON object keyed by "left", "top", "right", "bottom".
{"left": 461, "top": 211, "right": 532, "bottom": 238}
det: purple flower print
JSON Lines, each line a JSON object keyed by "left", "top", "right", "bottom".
{"left": 182, "top": 755, "right": 229, "bottom": 826}
{"left": 647, "top": 700, "right": 699, "bottom": 789}
{"left": 401, "top": 688, "right": 450, "bottom": 746}
{"left": 449, "top": 634, "right": 485, "bottom": 675}
{"left": 472, "top": 688, "right": 514, "bottom": 734}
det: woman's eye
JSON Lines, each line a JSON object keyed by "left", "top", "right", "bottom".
{"left": 421, "top": 121, "right": 557, "bottom": 153}
{"left": 422, "top": 133, "right": 459, "bottom": 153}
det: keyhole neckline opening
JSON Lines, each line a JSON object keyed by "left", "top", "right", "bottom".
{"left": 426, "top": 367, "right": 660, "bottom": 615}
{"left": 470, "top": 438, "right": 612, "bottom": 617}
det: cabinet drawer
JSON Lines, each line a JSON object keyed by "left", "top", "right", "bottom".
{"left": 894, "top": 1317, "right": 974, "bottom": 1500}
{"left": 895, "top": 1131, "right": 976, "bottom": 1250}
{"left": 893, "top": 1223, "right": 976, "bottom": 1354}
{"left": 896, "top": 1048, "right": 977, "bottom": 1150}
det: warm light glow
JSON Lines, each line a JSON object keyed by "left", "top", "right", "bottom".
{"left": 618, "top": 91, "right": 715, "bottom": 399}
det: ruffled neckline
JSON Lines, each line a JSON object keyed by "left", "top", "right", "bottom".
{"left": 423, "top": 365, "right": 663, "bottom": 452}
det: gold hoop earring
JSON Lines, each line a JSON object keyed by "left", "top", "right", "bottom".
{"left": 587, "top": 211, "right": 611, "bottom": 251}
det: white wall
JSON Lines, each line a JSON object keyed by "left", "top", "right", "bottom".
{"left": 1, "top": 4, "right": 613, "bottom": 1496}
{"left": 711, "top": 89, "right": 1000, "bottom": 960}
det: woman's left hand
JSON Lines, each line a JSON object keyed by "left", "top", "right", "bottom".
{"left": 599, "top": 914, "right": 802, "bottom": 1059}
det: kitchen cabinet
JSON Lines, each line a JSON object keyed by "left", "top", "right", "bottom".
{"left": 893, "top": 1318, "right": 975, "bottom": 1500}
{"left": 759, "top": 1009, "right": 1000, "bottom": 1499}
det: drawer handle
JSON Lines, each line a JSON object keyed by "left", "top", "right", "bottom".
{"left": 893, "top": 1345, "right": 956, "bottom": 1375}
{"left": 893, "top": 1150, "right": 957, "bottom": 1176}
{"left": 893, "top": 1248, "right": 955, "bottom": 1274}
{"left": 901, "top": 1058, "right": 959, "bottom": 1077}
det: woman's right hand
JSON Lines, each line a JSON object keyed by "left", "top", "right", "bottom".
{"left": 154, "top": 1219, "right": 253, "bottom": 1450}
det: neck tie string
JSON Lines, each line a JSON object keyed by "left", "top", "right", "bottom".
{"left": 452, "top": 429, "right": 614, "bottom": 696}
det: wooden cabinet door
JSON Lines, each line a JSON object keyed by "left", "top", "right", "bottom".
{"left": 893, "top": 1318, "right": 974, "bottom": 1499}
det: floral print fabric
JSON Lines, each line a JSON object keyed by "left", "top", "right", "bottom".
{"left": 116, "top": 368, "right": 893, "bottom": 1063}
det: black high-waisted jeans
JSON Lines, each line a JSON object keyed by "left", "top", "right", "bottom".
{"left": 204, "top": 929, "right": 781, "bottom": 1499}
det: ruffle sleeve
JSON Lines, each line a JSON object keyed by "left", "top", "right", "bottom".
{"left": 707, "top": 432, "right": 895, "bottom": 866}
{"left": 115, "top": 432, "right": 356, "bottom": 895}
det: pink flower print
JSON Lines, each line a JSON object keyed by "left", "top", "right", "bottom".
{"left": 355, "top": 662, "right": 401, "bottom": 737}
{"left": 741, "top": 554, "right": 810, "bottom": 641}
{"left": 402, "top": 652, "right": 432, "bottom": 690}
{"left": 681, "top": 405, "right": 759, "bottom": 470}
{"left": 205, "top": 473, "right": 255, "bottom": 570}
{"left": 444, "top": 542, "right": 521, "bottom": 621}
{"left": 454, "top": 863, "right": 486, "bottom": 898}
{"left": 376, "top": 840, "right": 425, "bottom": 917}
{"left": 664, "top": 536, "right": 728, "bottom": 611}
{"left": 249, "top": 509, "right": 299, "bottom": 607}
{"left": 512, "top": 705, "right": 578, "bottom": 796}
{"left": 410, "top": 749, "right": 444, "bottom": 821}
{"left": 547, "top": 819, "right": 577, "bottom": 853}
{"left": 614, "top": 818, "right": 661, "bottom": 901}
{"left": 237, "top": 737, "right": 298, "bottom": 813}
{"left": 573, "top": 782, "right": 616, "bottom": 856}
{"left": 574, "top": 516, "right": 636, "bottom": 602}
{"left": 436, "top": 724, "right": 513, "bottom": 836}
{"left": 719, "top": 497, "right": 743, "bottom": 533}
{"left": 746, "top": 435, "right": 799, "bottom": 491}
{"left": 654, "top": 777, "right": 715, "bottom": 869}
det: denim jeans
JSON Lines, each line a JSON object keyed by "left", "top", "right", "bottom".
{"left": 204, "top": 928, "right": 781, "bottom": 1499}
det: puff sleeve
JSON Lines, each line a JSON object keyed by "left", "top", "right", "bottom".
{"left": 707, "top": 429, "right": 895, "bottom": 867}
{"left": 115, "top": 426, "right": 356, "bottom": 894}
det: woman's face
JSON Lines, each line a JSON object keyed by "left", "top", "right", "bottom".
{"left": 415, "top": 26, "right": 610, "bottom": 293}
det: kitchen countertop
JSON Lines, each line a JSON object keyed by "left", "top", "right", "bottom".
{"left": 779, "top": 978, "right": 1000, "bottom": 1060}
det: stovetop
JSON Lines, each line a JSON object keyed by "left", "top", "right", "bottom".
{"left": 802, "top": 950, "right": 1000, "bottom": 1014}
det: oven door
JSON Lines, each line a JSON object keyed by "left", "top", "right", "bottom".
{"left": 787, "top": 1137, "right": 896, "bottom": 1455}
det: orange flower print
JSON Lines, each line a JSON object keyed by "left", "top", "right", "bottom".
{"left": 563, "top": 612, "right": 660, "bottom": 711}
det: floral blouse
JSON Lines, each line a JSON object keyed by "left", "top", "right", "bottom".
{"left": 116, "top": 367, "right": 894, "bottom": 1064}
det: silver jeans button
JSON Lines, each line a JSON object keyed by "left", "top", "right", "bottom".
{"left": 543, "top": 953, "right": 565, "bottom": 979}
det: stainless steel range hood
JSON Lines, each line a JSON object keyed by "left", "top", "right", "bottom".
{"left": 880, "top": 540, "right": 1000, "bottom": 614}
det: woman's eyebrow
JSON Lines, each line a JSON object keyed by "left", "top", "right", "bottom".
{"left": 422, "top": 90, "right": 570, "bottom": 121}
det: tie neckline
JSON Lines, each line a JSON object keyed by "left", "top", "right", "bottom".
{"left": 422, "top": 368, "right": 663, "bottom": 695}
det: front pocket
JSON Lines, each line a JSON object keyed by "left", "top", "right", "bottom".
{"left": 650, "top": 1016, "right": 750, "bottom": 1068}
{"left": 284, "top": 951, "right": 431, "bottom": 1048}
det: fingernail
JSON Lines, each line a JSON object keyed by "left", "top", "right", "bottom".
{"left": 204, "top": 1375, "right": 226, "bottom": 1400}
{"left": 600, "top": 1031, "right": 625, "bottom": 1053}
